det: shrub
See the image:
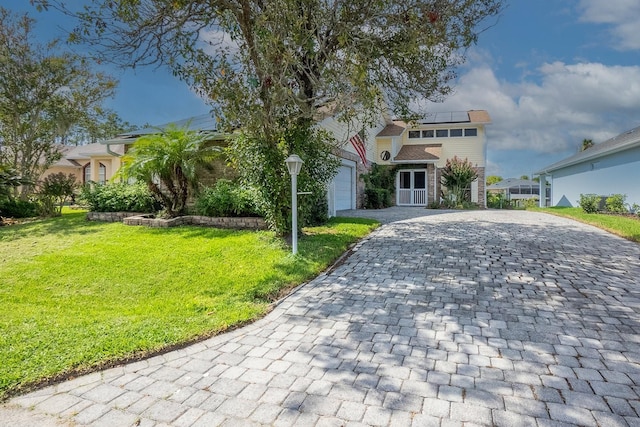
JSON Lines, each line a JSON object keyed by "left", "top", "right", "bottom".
{"left": 79, "top": 182, "right": 158, "bottom": 213}
{"left": 37, "top": 173, "right": 77, "bottom": 217}
{"left": 194, "top": 179, "right": 260, "bottom": 217}
{"left": 440, "top": 157, "right": 478, "bottom": 204}
{"left": 486, "top": 192, "right": 507, "bottom": 209}
{"left": 632, "top": 203, "right": 640, "bottom": 217}
{"left": 361, "top": 164, "right": 396, "bottom": 209}
{"left": 605, "top": 194, "right": 627, "bottom": 214}
{"left": 364, "top": 188, "right": 391, "bottom": 209}
{"left": 0, "top": 199, "right": 39, "bottom": 218}
{"left": 523, "top": 197, "right": 540, "bottom": 209}
{"left": 578, "top": 194, "right": 601, "bottom": 213}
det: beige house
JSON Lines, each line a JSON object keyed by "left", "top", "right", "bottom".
{"left": 42, "top": 143, "right": 125, "bottom": 185}
{"left": 375, "top": 110, "right": 491, "bottom": 207}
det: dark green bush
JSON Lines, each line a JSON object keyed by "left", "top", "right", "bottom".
{"left": 194, "top": 179, "right": 260, "bottom": 217}
{"left": 605, "top": 194, "right": 627, "bottom": 213}
{"left": 361, "top": 164, "right": 396, "bottom": 209}
{"left": 578, "top": 194, "right": 601, "bottom": 213}
{"left": 79, "top": 182, "right": 158, "bottom": 213}
{"left": 0, "top": 199, "right": 39, "bottom": 218}
{"left": 364, "top": 188, "right": 391, "bottom": 209}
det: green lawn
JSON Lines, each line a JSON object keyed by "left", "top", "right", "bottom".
{"left": 0, "top": 210, "right": 378, "bottom": 400}
{"left": 529, "top": 206, "right": 640, "bottom": 243}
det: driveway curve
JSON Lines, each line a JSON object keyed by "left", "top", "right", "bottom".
{"left": 3, "top": 210, "right": 640, "bottom": 427}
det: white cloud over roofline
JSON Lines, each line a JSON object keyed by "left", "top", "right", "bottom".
{"left": 426, "top": 54, "right": 640, "bottom": 155}
{"left": 578, "top": 0, "right": 640, "bottom": 50}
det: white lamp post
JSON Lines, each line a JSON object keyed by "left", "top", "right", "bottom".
{"left": 285, "top": 154, "right": 304, "bottom": 255}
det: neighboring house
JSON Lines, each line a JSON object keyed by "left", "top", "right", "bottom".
{"left": 536, "top": 125, "right": 640, "bottom": 208}
{"left": 42, "top": 143, "right": 125, "bottom": 185}
{"left": 103, "top": 114, "right": 234, "bottom": 187}
{"left": 374, "top": 110, "right": 491, "bottom": 207}
{"left": 103, "top": 113, "right": 381, "bottom": 216}
{"left": 487, "top": 178, "right": 540, "bottom": 202}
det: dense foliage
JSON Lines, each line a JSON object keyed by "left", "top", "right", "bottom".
{"left": 578, "top": 193, "right": 601, "bottom": 213}
{"left": 194, "top": 180, "right": 260, "bottom": 217}
{"left": 79, "top": 182, "right": 158, "bottom": 213}
{"left": 605, "top": 194, "right": 627, "bottom": 214}
{"left": 116, "top": 125, "right": 221, "bottom": 217}
{"left": 0, "top": 7, "right": 118, "bottom": 197}
{"left": 361, "top": 164, "right": 396, "bottom": 209}
{"left": 440, "top": 156, "right": 478, "bottom": 206}
{"left": 36, "top": 172, "right": 76, "bottom": 216}
{"left": 34, "top": 0, "right": 503, "bottom": 234}
{"left": 229, "top": 126, "right": 340, "bottom": 233}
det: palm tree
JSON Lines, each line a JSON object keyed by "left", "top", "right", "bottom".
{"left": 117, "top": 124, "right": 221, "bottom": 217}
{"left": 581, "top": 139, "right": 594, "bottom": 151}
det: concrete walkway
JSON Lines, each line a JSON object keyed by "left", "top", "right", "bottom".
{"left": 3, "top": 209, "right": 640, "bottom": 426}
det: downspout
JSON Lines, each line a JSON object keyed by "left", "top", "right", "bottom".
{"left": 106, "top": 144, "right": 121, "bottom": 157}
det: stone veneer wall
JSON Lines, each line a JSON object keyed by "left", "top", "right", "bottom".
{"left": 86, "top": 212, "right": 267, "bottom": 230}
{"left": 476, "top": 167, "right": 486, "bottom": 208}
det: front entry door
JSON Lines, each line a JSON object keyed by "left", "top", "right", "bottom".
{"left": 397, "top": 170, "right": 427, "bottom": 206}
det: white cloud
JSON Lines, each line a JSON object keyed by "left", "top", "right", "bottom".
{"left": 578, "top": 0, "right": 640, "bottom": 50}
{"left": 428, "top": 58, "right": 640, "bottom": 155}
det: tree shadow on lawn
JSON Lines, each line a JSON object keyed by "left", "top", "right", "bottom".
{"left": 0, "top": 211, "right": 109, "bottom": 241}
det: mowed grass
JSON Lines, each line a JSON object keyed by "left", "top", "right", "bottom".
{"left": 529, "top": 206, "right": 640, "bottom": 243}
{"left": 0, "top": 210, "right": 378, "bottom": 400}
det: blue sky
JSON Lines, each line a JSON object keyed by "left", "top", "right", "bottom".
{"left": 6, "top": 1, "right": 640, "bottom": 179}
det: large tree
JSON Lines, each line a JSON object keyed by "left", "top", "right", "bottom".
{"left": 34, "top": 0, "right": 503, "bottom": 231}
{"left": 0, "top": 7, "right": 118, "bottom": 196}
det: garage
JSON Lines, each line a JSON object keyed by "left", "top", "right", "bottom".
{"left": 334, "top": 164, "right": 355, "bottom": 211}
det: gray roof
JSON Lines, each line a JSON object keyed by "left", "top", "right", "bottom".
{"left": 536, "top": 125, "right": 640, "bottom": 174}
{"left": 103, "top": 114, "right": 223, "bottom": 145}
{"left": 487, "top": 178, "right": 538, "bottom": 190}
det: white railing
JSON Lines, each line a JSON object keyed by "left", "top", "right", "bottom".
{"left": 414, "top": 189, "right": 426, "bottom": 205}
{"left": 398, "top": 189, "right": 427, "bottom": 206}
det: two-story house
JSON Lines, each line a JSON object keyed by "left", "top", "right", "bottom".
{"left": 374, "top": 110, "right": 491, "bottom": 207}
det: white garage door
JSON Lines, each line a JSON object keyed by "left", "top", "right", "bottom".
{"left": 334, "top": 165, "right": 353, "bottom": 210}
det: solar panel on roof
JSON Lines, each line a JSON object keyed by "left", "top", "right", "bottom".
{"left": 451, "top": 111, "right": 470, "bottom": 122}
{"left": 419, "top": 111, "right": 470, "bottom": 124}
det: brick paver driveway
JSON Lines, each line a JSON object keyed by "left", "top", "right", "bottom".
{"left": 3, "top": 210, "right": 640, "bottom": 426}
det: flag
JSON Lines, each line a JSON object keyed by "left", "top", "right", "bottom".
{"left": 349, "top": 132, "right": 368, "bottom": 167}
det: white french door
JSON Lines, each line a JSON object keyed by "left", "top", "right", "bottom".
{"left": 397, "top": 170, "right": 427, "bottom": 206}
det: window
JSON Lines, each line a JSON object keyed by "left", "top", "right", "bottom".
{"left": 83, "top": 162, "right": 107, "bottom": 184}
{"left": 83, "top": 163, "right": 91, "bottom": 184}
{"left": 436, "top": 129, "right": 448, "bottom": 138}
{"left": 464, "top": 128, "right": 478, "bottom": 137}
{"left": 450, "top": 128, "right": 463, "bottom": 137}
{"left": 422, "top": 130, "right": 434, "bottom": 138}
{"left": 98, "top": 163, "right": 106, "bottom": 184}
{"left": 408, "top": 130, "right": 420, "bottom": 139}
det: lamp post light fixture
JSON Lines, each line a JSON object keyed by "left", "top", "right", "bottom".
{"left": 285, "top": 154, "right": 304, "bottom": 254}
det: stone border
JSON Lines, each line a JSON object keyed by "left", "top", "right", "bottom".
{"left": 86, "top": 212, "right": 267, "bottom": 230}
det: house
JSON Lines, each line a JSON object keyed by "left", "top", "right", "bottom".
{"left": 102, "top": 114, "right": 234, "bottom": 187}
{"left": 373, "top": 110, "right": 491, "bottom": 207}
{"left": 486, "top": 178, "right": 541, "bottom": 205}
{"left": 317, "top": 111, "right": 385, "bottom": 215}
{"left": 103, "top": 113, "right": 381, "bottom": 216}
{"left": 535, "top": 125, "right": 640, "bottom": 208}
{"left": 41, "top": 143, "right": 125, "bottom": 185}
